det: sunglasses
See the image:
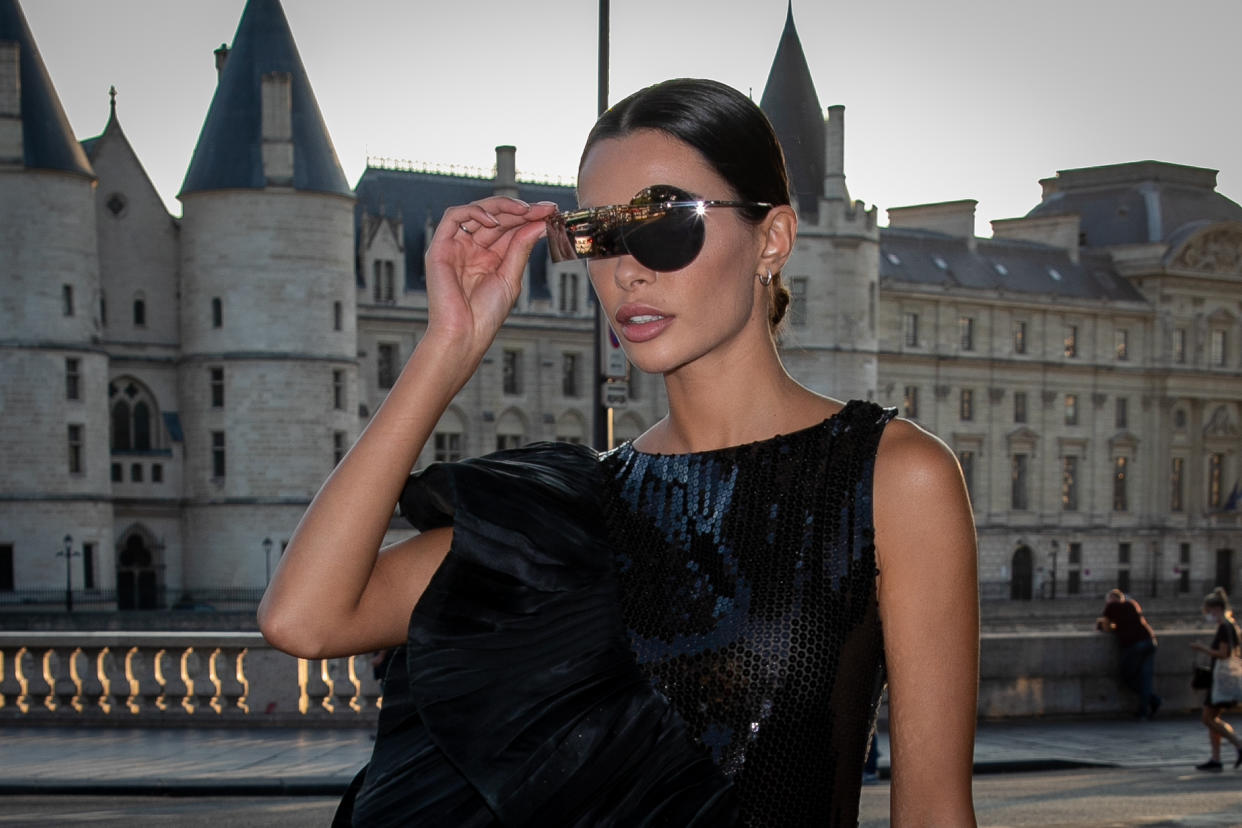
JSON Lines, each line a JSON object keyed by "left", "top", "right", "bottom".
{"left": 546, "top": 185, "right": 772, "bottom": 272}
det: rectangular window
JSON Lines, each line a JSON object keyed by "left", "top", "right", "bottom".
{"left": 959, "top": 316, "right": 974, "bottom": 351}
{"left": 1064, "top": 324, "right": 1077, "bottom": 358}
{"left": 1012, "top": 453, "right": 1029, "bottom": 510}
{"left": 111, "top": 462, "right": 122, "bottom": 483}
{"left": 377, "top": 343, "right": 397, "bottom": 389}
{"left": 0, "top": 544, "right": 13, "bottom": 591}
{"left": 903, "top": 312, "right": 919, "bottom": 347}
{"left": 152, "top": 463, "right": 163, "bottom": 483}
{"left": 63, "top": 284, "right": 74, "bottom": 316}
{"left": 1064, "top": 393, "right": 1078, "bottom": 426}
{"left": 1209, "top": 453, "right": 1224, "bottom": 508}
{"left": 958, "top": 450, "right": 974, "bottom": 501}
{"left": 1061, "top": 456, "right": 1079, "bottom": 511}
{"left": 373, "top": 260, "right": 382, "bottom": 303}
{"left": 559, "top": 272, "right": 581, "bottom": 314}
{"left": 212, "top": 297, "right": 223, "bottom": 328}
{"left": 1115, "top": 397, "right": 1128, "bottom": 429}
{"left": 1119, "top": 542, "right": 1131, "bottom": 565}
{"left": 333, "top": 430, "right": 346, "bottom": 465}
{"left": 384, "top": 261, "right": 396, "bottom": 303}
{"left": 1013, "top": 320, "right": 1027, "bottom": 355}
{"left": 333, "top": 369, "right": 345, "bottom": 410}
{"left": 903, "top": 385, "right": 919, "bottom": 420}
{"left": 1068, "top": 570, "right": 1081, "bottom": 595}
{"left": 1069, "top": 542, "right": 1082, "bottom": 565}
{"left": 131, "top": 463, "right": 143, "bottom": 483}
{"left": 67, "top": 424, "right": 84, "bottom": 474}
{"left": 1013, "top": 391, "right": 1028, "bottom": 424}
{"left": 1113, "top": 456, "right": 1129, "bottom": 512}
{"left": 502, "top": 349, "right": 522, "bottom": 395}
{"left": 1211, "top": 330, "right": 1227, "bottom": 366}
{"left": 959, "top": 389, "right": 973, "bottom": 421}
{"left": 1115, "top": 328, "right": 1129, "bottom": 361}
{"left": 210, "top": 367, "right": 224, "bottom": 408}
{"left": 1179, "top": 542, "right": 1191, "bottom": 594}
{"left": 789, "top": 277, "right": 807, "bottom": 327}
{"left": 434, "top": 432, "right": 463, "bottom": 462}
{"left": 133, "top": 298, "right": 146, "bottom": 327}
{"left": 496, "top": 434, "right": 524, "bottom": 451}
{"left": 66, "top": 358, "right": 81, "bottom": 400}
{"left": 82, "top": 543, "right": 95, "bottom": 590}
{"left": 333, "top": 301, "right": 343, "bottom": 332}
{"left": 211, "top": 431, "right": 226, "bottom": 478}
{"left": 1170, "top": 456, "right": 1185, "bottom": 512}
{"left": 1118, "top": 568, "right": 1131, "bottom": 593}
{"left": 1174, "top": 328, "right": 1187, "bottom": 364}
{"left": 562, "top": 353, "right": 579, "bottom": 398}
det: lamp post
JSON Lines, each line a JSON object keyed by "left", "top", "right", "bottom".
{"left": 56, "top": 534, "right": 79, "bottom": 613}
{"left": 262, "top": 537, "right": 273, "bottom": 586}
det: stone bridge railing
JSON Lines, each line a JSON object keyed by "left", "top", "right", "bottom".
{"left": 0, "top": 632, "right": 382, "bottom": 725}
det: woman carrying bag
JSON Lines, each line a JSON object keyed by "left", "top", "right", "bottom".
{"left": 1189, "top": 587, "right": 1242, "bottom": 771}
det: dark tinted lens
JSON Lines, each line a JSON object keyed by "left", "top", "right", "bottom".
{"left": 622, "top": 206, "right": 704, "bottom": 271}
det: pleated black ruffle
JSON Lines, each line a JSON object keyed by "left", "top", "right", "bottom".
{"left": 345, "top": 442, "right": 737, "bottom": 827}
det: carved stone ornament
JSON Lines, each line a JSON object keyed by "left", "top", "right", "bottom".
{"left": 1204, "top": 404, "right": 1240, "bottom": 439}
{"left": 988, "top": 387, "right": 1006, "bottom": 404}
{"left": 1041, "top": 390, "right": 1058, "bottom": 407}
{"left": 1172, "top": 228, "right": 1242, "bottom": 275}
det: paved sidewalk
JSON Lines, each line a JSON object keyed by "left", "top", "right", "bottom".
{"left": 0, "top": 715, "right": 1226, "bottom": 794}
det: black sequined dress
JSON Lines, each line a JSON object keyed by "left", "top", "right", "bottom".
{"left": 342, "top": 400, "right": 895, "bottom": 827}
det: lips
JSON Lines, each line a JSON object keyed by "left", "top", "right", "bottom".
{"left": 616, "top": 304, "right": 674, "bottom": 343}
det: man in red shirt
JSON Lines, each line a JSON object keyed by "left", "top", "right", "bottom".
{"left": 1096, "top": 588, "right": 1162, "bottom": 719}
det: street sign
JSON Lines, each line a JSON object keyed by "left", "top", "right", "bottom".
{"left": 601, "top": 318, "right": 628, "bottom": 379}
{"left": 603, "top": 381, "right": 628, "bottom": 409}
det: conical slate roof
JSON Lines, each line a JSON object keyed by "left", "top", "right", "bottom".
{"left": 180, "top": 0, "right": 350, "bottom": 198}
{"left": 759, "top": 4, "right": 824, "bottom": 222}
{"left": 0, "top": 0, "right": 93, "bottom": 177}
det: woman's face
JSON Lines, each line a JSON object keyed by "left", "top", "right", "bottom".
{"left": 576, "top": 129, "right": 771, "bottom": 377}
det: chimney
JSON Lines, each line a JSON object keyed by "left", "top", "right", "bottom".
{"left": 823, "top": 104, "right": 848, "bottom": 202}
{"left": 887, "top": 200, "right": 978, "bottom": 243}
{"left": 0, "top": 42, "right": 21, "bottom": 166}
{"left": 494, "top": 145, "right": 518, "bottom": 198}
{"left": 214, "top": 44, "right": 230, "bottom": 81}
{"left": 261, "top": 71, "right": 294, "bottom": 187}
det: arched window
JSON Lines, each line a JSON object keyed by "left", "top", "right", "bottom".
{"left": 133, "top": 401, "right": 152, "bottom": 451}
{"left": 111, "top": 400, "right": 132, "bottom": 451}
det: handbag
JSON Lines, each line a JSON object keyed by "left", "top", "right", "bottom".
{"left": 1193, "top": 664, "right": 1213, "bottom": 690}
{"left": 1211, "top": 623, "right": 1242, "bottom": 704}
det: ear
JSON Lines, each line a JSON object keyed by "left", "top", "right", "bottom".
{"left": 756, "top": 204, "right": 797, "bottom": 276}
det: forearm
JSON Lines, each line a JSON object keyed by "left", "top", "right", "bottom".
{"left": 257, "top": 333, "right": 478, "bottom": 650}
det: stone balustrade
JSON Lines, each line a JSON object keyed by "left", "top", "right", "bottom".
{"left": 0, "top": 632, "right": 382, "bottom": 725}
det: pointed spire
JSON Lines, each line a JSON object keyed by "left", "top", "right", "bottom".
{"left": 0, "top": 0, "right": 93, "bottom": 177}
{"left": 180, "top": 0, "right": 350, "bottom": 198}
{"left": 759, "top": 3, "right": 824, "bottom": 222}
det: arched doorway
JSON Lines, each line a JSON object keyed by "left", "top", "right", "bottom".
{"left": 1011, "top": 545, "right": 1034, "bottom": 600}
{"left": 116, "top": 531, "right": 161, "bottom": 609}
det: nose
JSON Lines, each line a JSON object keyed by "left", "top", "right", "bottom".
{"left": 612, "top": 255, "right": 655, "bottom": 291}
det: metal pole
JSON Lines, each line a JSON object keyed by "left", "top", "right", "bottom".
{"left": 592, "top": 0, "right": 610, "bottom": 450}
{"left": 61, "top": 534, "right": 74, "bottom": 613}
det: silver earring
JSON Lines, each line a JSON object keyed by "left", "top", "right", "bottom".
{"left": 758, "top": 268, "right": 773, "bottom": 286}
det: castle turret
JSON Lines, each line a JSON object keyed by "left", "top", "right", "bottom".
{"left": 0, "top": 0, "right": 112, "bottom": 600}
{"left": 759, "top": 2, "right": 879, "bottom": 401}
{"left": 177, "top": 0, "right": 356, "bottom": 592}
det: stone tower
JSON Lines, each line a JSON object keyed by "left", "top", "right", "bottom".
{"left": 0, "top": 0, "right": 112, "bottom": 596}
{"left": 760, "top": 5, "right": 879, "bottom": 401}
{"left": 177, "top": 0, "right": 356, "bottom": 589}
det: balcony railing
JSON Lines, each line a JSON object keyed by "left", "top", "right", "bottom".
{"left": 0, "top": 632, "right": 382, "bottom": 725}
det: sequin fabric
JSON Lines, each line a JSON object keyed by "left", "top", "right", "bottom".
{"left": 600, "top": 399, "right": 896, "bottom": 827}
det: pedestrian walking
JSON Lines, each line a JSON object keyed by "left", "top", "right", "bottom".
{"left": 1189, "top": 587, "right": 1242, "bottom": 771}
{"left": 1095, "top": 588, "right": 1162, "bottom": 718}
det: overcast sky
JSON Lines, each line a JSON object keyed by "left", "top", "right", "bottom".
{"left": 21, "top": 0, "right": 1242, "bottom": 235}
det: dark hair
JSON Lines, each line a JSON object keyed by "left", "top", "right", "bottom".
{"left": 1205, "top": 586, "right": 1233, "bottom": 614}
{"left": 581, "top": 78, "right": 793, "bottom": 328}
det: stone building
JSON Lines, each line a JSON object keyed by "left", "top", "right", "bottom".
{"left": 1, "top": 0, "right": 1239, "bottom": 611}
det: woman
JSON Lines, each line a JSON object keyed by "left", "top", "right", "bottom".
{"left": 259, "top": 78, "right": 978, "bottom": 826}
{"left": 1190, "top": 587, "right": 1242, "bottom": 771}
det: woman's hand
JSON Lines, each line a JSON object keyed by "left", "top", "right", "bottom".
{"left": 424, "top": 197, "right": 558, "bottom": 356}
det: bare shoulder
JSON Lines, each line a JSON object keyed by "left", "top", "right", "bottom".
{"left": 874, "top": 415, "right": 962, "bottom": 492}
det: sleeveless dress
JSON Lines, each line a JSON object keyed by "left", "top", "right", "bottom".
{"left": 342, "top": 399, "right": 895, "bottom": 827}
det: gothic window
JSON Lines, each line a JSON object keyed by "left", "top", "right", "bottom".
{"left": 111, "top": 401, "right": 131, "bottom": 450}
{"left": 1113, "top": 456, "right": 1129, "bottom": 512}
{"left": 384, "top": 261, "right": 395, "bottom": 303}
{"left": 373, "top": 260, "right": 382, "bottom": 303}
{"left": 211, "top": 431, "right": 226, "bottom": 478}
{"left": 132, "top": 401, "right": 151, "bottom": 451}
{"left": 67, "top": 424, "right": 84, "bottom": 474}
{"left": 108, "top": 379, "right": 159, "bottom": 451}
{"left": 377, "top": 344, "right": 397, "bottom": 389}
{"left": 65, "top": 358, "right": 81, "bottom": 401}
{"left": 789, "top": 277, "right": 807, "bottom": 327}
{"left": 1061, "top": 457, "right": 1079, "bottom": 511}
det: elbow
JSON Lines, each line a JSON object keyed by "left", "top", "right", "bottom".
{"left": 257, "top": 594, "right": 331, "bottom": 659}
